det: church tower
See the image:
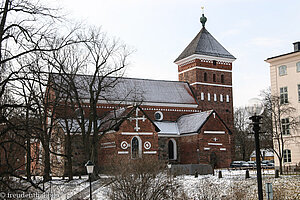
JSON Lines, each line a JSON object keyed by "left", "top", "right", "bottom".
{"left": 174, "top": 13, "right": 236, "bottom": 130}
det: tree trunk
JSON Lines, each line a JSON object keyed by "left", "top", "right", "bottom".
{"left": 279, "top": 158, "right": 283, "bottom": 175}
{"left": 43, "top": 140, "right": 51, "bottom": 182}
{"left": 26, "top": 138, "right": 31, "bottom": 181}
{"left": 65, "top": 133, "right": 73, "bottom": 180}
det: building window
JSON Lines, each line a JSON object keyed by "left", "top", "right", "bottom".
{"left": 131, "top": 136, "right": 142, "bottom": 159}
{"left": 226, "top": 95, "right": 230, "bottom": 102}
{"left": 201, "top": 92, "right": 204, "bottom": 100}
{"left": 213, "top": 60, "right": 217, "bottom": 65}
{"left": 283, "top": 149, "right": 291, "bottom": 163}
{"left": 214, "top": 94, "right": 217, "bottom": 101}
{"left": 279, "top": 65, "right": 287, "bottom": 76}
{"left": 220, "top": 94, "right": 223, "bottom": 102}
{"left": 208, "top": 93, "right": 211, "bottom": 101}
{"left": 154, "top": 111, "right": 163, "bottom": 121}
{"left": 221, "top": 75, "right": 224, "bottom": 83}
{"left": 296, "top": 62, "right": 300, "bottom": 72}
{"left": 168, "top": 139, "right": 177, "bottom": 160}
{"left": 204, "top": 72, "right": 207, "bottom": 82}
{"left": 298, "top": 84, "right": 300, "bottom": 102}
{"left": 281, "top": 118, "right": 290, "bottom": 135}
{"left": 280, "top": 87, "right": 288, "bottom": 104}
{"left": 213, "top": 74, "right": 216, "bottom": 82}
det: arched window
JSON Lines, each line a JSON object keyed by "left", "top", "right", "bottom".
{"left": 131, "top": 136, "right": 142, "bottom": 159}
{"left": 168, "top": 139, "right": 177, "bottom": 160}
{"left": 221, "top": 75, "right": 224, "bottom": 83}
{"left": 213, "top": 74, "right": 216, "bottom": 82}
{"left": 204, "top": 72, "right": 207, "bottom": 82}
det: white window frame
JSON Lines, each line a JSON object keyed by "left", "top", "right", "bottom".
{"left": 283, "top": 149, "right": 291, "bottom": 163}
{"left": 281, "top": 118, "right": 290, "bottom": 135}
{"left": 220, "top": 94, "right": 223, "bottom": 102}
{"left": 226, "top": 95, "right": 230, "bottom": 102}
{"left": 207, "top": 93, "right": 211, "bottom": 101}
{"left": 168, "top": 139, "right": 177, "bottom": 160}
{"left": 279, "top": 65, "right": 287, "bottom": 76}
{"left": 296, "top": 62, "right": 300, "bottom": 72}
{"left": 280, "top": 87, "right": 288, "bottom": 104}
{"left": 214, "top": 94, "right": 217, "bottom": 102}
{"left": 131, "top": 136, "right": 142, "bottom": 159}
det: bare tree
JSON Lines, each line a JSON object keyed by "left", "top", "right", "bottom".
{"left": 233, "top": 107, "right": 254, "bottom": 161}
{"left": 45, "top": 28, "right": 133, "bottom": 178}
{"left": 261, "top": 88, "right": 299, "bottom": 174}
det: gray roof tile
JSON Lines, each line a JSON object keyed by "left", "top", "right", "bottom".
{"left": 50, "top": 74, "right": 198, "bottom": 105}
{"left": 175, "top": 28, "right": 235, "bottom": 62}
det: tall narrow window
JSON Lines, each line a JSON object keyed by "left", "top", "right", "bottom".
{"left": 279, "top": 65, "right": 287, "bottom": 76}
{"left": 201, "top": 92, "right": 204, "bottom": 100}
{"left": 280, "top": 87, "right": 288, "bottom": 104}
{"left": 221, "top": 74, "right": 224, "bottom": 83}
{"left": 283, "top": 149, "right": 291, "bottom": 163}
{"left": 214, "top": 94, "right": 217, "bottom": 101}
{"left": 213, "top": 74, "right": 216, "bottom": 82}
{"left": 168, "top": 139, "right": 177, "bottom": 160}
{"left": 298, "top": 84, "right": 300, "bottom": 102}
{"left": 220, "top": 94, "right": 223, "bottom": 102}
{"left": 226, "top": 95, "right": 230, "bottom": 102}
{"left": 204, "top": 72, "right": 207, "bottom": 82}
{"left": 296, "top": 62, "right": 300, "bottom": 72}
{"left": 281, "top": 118, "right": 290, "bottom": 135}
{"left": 207, "top": 93, "right": 211, "bottom": 101}
{"left": 131, "top": 136, "right": 141, "bottom": 159}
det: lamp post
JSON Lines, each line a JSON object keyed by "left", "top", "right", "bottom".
{"left": 247, "top": 98, "right": 264, "bottom": 200}
{"left": 85, "top": 160, "right": 94, "bottom": 200}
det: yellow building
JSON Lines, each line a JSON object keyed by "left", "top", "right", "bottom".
{"left": 265, "top": 42, "right": 300, "bottom": 168}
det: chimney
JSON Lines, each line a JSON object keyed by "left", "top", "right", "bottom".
{"left": 293, "top": 42, "right": 300, "bottom": 52}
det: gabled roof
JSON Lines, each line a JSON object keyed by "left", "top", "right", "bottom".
{"left": 174, "top": 27, "right": 235, "bottom": 62}
{"left": 155, "top": 110, "right": 232, "bottom": 136}
{"left": 177, "top": 110, "right": 213, "bottom": 134}
{"left": 49, "top": 73, "right": 198, "bottom": 106}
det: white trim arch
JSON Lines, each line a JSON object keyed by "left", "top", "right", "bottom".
{"left": 131, "top": 136, "right": 142, "bottom": 159}
{"left": 168, "top": 139, "right": 177, "bottom": 160}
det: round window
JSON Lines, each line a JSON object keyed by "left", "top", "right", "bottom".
{"left": 154, "top": 111, "right": 163, "bottom": 121}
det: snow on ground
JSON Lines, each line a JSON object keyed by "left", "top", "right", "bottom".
{"left": 36, "top": 169, "right": 300, "bottom": 200}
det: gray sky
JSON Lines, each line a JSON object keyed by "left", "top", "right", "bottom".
{"left": 57, "top": 0, "right": 300, "bottom": 107}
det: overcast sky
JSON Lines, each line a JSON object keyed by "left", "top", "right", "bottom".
{"left": 55, "top": 0, "right": 300, "bottom": 107}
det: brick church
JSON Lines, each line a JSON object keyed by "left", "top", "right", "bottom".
{"left": 48, "top": 14, "right": 236, "bottom": 174}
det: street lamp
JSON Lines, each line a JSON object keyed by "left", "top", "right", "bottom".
{"left": 85, "top": 160, "right": 94, "bottom": 200}
{"left": 247, "top": 98, "right": 264, "bottom": 200}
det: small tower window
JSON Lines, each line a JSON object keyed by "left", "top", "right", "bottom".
{"left": 226, "top": 95, "right": 230, "bottom": 102}
{"left": 207, "top": 93, "right": 211, "bottom": 101}
{"left": 220, "top": 94, "right": 223, "bottom": 102}
{"left": 213, "top": 60, "right": 217, "bottom": 65}
{"left": 221, "top": 75, "right": 224, "bottom": 83}
{"left": 214, "top": 94, "right": 217, "bottom": 101}
{"left": 201, "top": 92, "right": 204, "bottom": 100}
{"left": 204, "top": 72, "right": 207, "bottom": 82}
{"left": 213, "top": 74, "right": 216, "bottom": 82}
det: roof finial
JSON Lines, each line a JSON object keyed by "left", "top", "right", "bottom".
{"left": 200, "top": 6, "right": 207, "bottom": 28}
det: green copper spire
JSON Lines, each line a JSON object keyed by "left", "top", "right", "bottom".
{"left": 200, "top": 7, "right": 207, "bottom": 27}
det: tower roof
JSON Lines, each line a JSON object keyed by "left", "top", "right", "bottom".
{"left": 174, "top": 27, "right": 235, "bottom": 62}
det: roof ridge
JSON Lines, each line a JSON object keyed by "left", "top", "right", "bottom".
{"left": 50, "top": 72, "right": 188, "bottom": 84}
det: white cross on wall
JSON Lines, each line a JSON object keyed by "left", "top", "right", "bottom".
{"left": 212, "top": 137, "right": 218, "bottom": 142}
{"left": 129, "top": 108, "right": 146, "bottom": 131}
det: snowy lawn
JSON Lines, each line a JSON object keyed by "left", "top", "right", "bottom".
{"left": 35, "top": 169, "right": 300, "bottom": 200}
